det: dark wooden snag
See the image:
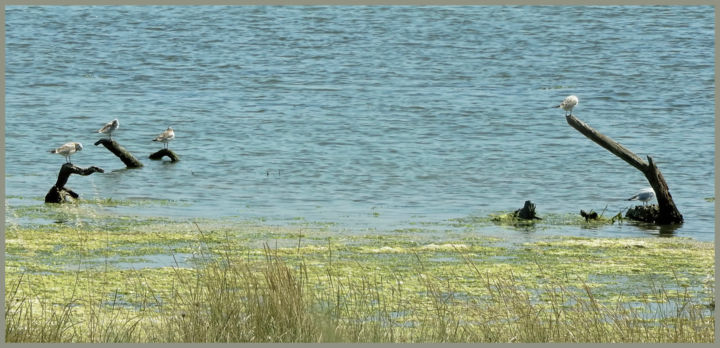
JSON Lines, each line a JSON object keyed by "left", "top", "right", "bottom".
{"left": 580, "top": 210, "right": 599, "bottom": 222}
{"left": 625, "top": 205, "right": 660, "bottom": 223}
{"left": 149, "top": 149, "right": 179, "bottom": 162}
{"left": 44, "top": 163, "right": 104, "bottom": 203}
{"left": 566, "top": 115, "right": 683, "bottom": 224}
{"left": 514, "top": 200, "right": 541, "bottom": 220}
{"left": 94, "top": 139, "right": 143, "bottom": 168}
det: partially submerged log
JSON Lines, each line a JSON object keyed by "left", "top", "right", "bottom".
{"left": 94, "top": 139, "right": 143, "bottom": 168}
{"left": 44, "top": 163, "right": 104, "bottom": 203}
{"left": 566, "top": 115, "right": 683, "bottom": 224}
{"left": 514, "top": 200, "right": 541, "bottom": 220}
{"left": 149, "top": 149, "right": 179, "bottom": 162}
{"left": 580, "top": 210, "right": 599, "bottom": 222}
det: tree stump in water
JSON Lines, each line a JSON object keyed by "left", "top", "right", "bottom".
{"left": 566, "top": 115, "right": 683, "bottom": 225}
{"left": 149, "top": 149, "right": 179, "bottom": 162}
{"left": 94, "top": 139, "right": 143, "bottom": 168}
{"left": 625, "top": 205, "right": 661, "bottom": 223}
{"left": 514, "top": 200, "right": 541, "bottom": 220}
{"left": 44, "top": 163, "right": 104, "bottom": 203}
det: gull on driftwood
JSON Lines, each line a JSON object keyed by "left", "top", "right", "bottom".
{"left": 153, "top": 127, "right": 175, "bottom": 149}
{"left": 98, "top": 119, "right": 119, "bottom": 140}
{"left": 50, "top": 142, "right": 83, "bottom": 163}
{"left": 553, "top": 95, "right": 579, "bottom": 116}
{"left": 627, "top": 187, "right": 656, "bottom": 206}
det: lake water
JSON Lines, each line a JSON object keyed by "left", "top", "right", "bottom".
{"left": 5, "top": 6, "right": 715, "bottom": 241}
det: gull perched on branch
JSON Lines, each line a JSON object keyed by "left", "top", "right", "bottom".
{"left": 153, "top": 127, "right": 175, "bottom": 149}
{"left": 627, "top": 187, "right": 656, "bottom": 206}
{"left": 553, "top": 95, "right": 579, "bottom": 116}
{"left": 98, "top": 119, "right": 119, "bottom": 140}
{"left": 50, "top": 142, "right": 83, "bottom": 163}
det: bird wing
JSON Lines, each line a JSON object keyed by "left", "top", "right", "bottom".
{"left": 628, "top": 188, "right": 654, "bottom": 201}
{"left": 52, "top": 143, "right": 73, "bottom": 154}
{"left": 154, "top": 132, "right": 168, "bottom": 141}
{"left": 61, "top": 143, "right": 75, "bottom": 152}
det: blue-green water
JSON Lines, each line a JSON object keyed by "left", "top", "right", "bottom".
{"left": 5, "top": 6, "right": 715, "bottom": 241}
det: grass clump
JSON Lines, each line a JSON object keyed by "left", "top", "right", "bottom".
{"left": 159, "top": 246, "right": 329, "bottom": 342}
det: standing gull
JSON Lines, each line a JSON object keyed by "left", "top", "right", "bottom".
{"left": 50, "top": 142, "right": 83, "bottom": 163}
{"left": 553, "top": 95, "right": 579, "bottom": 116}
{"left": 627, "top": 187, "right": 656, "bottom": 206}
{"left": 153, "top": 127, "right": 175, "bottom": 149}
{"left": 98, "top": 119, "right": 119, "bottom": 140}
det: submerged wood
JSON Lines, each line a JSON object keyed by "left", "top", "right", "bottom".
{"left": 514, "top": 200, "right": 541, "bottom": 220}
{"left": 44, "top": 163, "right": 104, "bottom": 203}
{"left": 94, "top": 139, "right": 143, "bottom": 168}
{"left": 149, "top": 148, "right": 179, "bottom": 162}
{"left": 566, "top": 115, "right": 683, "bottom": 224}
{"left": 580, "top": 210, "right": 599, "bottom": 222}
{"left": 626, "top": 205, "right": 660, "bottom": 224}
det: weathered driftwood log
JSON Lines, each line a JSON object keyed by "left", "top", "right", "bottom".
{"left": 514, "top": 200, "right": 541, "bottom": 220}
{"left": 94, "top": 139, "right": 143, "bottom": 168}
{"left": 44, "top": 163, "right": 104, "bottom": 203}
{"left": 149, "top": 149, "right": 179, "bottom": 162}
{"left": 566, "top": 115, "right": 683, "bottom": 224}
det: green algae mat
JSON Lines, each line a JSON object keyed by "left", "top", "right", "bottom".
{"left": 4, "top": 201, "right": 715, "bottom": 343}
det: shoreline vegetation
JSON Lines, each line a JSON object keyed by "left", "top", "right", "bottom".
{"left": 4, "top": 200, "right": 715, "bottom": 343}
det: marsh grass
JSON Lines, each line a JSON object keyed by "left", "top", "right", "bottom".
{"left": 5, "top": 240, "right": 714, "bottom": 343}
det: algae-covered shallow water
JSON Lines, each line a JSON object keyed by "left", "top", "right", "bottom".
{"left": 4, "top": 203, "right": 715, "bottom": 342}
{"left": 4, "top": 6, "right": 715, "bottom": 242}
{"left": 4, "top": 199, "right": 714, "bottom": 283}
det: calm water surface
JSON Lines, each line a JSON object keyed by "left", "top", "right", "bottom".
{"left": 5, "top": 6, "right": 715, "bottom": 241}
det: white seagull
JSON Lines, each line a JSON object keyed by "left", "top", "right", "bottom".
{"left": 98, "top": 119, "right": 119, "bottom": 140}
{"left": 553, "top": 95, "right": 579, "bottom": 116}
{"left": 627, "top": 187, "right": 656, "bottom": 206}
{"left": 153, "top": 127, "right": 175, "bottom": 149}
{"left": 50, "top": 142, "right": 83, "bottom": 163}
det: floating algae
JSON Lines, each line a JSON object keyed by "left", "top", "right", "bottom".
{"left": 4, "top": 202, "right": 714, "bottom": 343}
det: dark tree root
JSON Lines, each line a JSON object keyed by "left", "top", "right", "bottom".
{"left": 514, "top": 200, "right": 542, "bottom": 220}
{"left": 580, "top": 210, "right": 599, "bottom": 222}
{"left": 625, "top": 205, "right": 660, "bottom": 224}
{"left": 94, "top": 139, "right": 143, "bottom": 168}
{"left": 149, "top": 149, "right": 179, "bottom": 162}
{"left": 44, "top": 163, "right": 104, "bottom": 203}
